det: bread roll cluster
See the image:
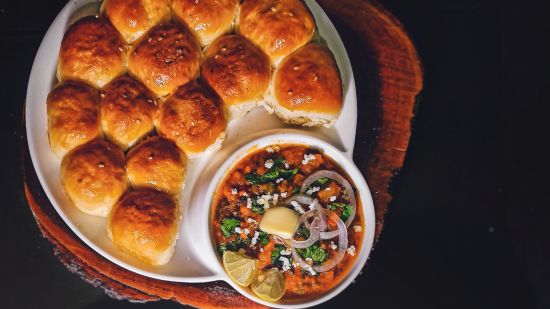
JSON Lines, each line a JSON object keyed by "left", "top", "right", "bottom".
{"left": 47, "top": 0, "right": 343, "bottom": 266}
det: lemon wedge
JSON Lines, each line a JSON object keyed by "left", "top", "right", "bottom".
{"left": 251, "top": 269, "right": 286, "bottom": 302}
{"left": 223, "top": 251, "right": 259, "bottom": 287}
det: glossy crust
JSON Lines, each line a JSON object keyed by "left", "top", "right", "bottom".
{"left": 47, "top": 81, "right": 102, "bottom": 158}
{"left": 201, "top": 35, "right": 270, "bottom": 117}
{"left": 107, "top": 188, "right": 179, "bottom": 266}
{"left": 128, "top": 22, "right": 201, "bottom": 97}
{"left": 100, "top": 75, "right": 158, "bottom": 150}
{"left": 58, "top": 15, "right": 126, "bottom": 88}
{"left": 102, "top": 0, "right": 171, "bottom": 43}
{"left": 237, "top": 0, "right": 315, "bottom": 64}
{"left": 172, "top": 0, "right": 239, "bottom": 46}
{"left": 272, "top": 43, "right": 343, "bottom": 127}
{"left": 156, "top": 81, "right": 226, "bottom": 157}
{"left": 126, "top": 136, "right": 186, "bottom": 195}
{"left": 60, "top": 139, "right": 128, "bottom": 217}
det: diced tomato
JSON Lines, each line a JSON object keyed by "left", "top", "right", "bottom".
{"left": 257, "top": 165, "right": 267, "bottom": 175}
{"left": 282, "top": 147, "right": 306, "bottom": 166}
{"left": 239, "top": 205, "right": 253, "bottom": 218}
{"left": 316, "top": 181, "right": 342, "bottom": 204}
{"left": 258, "top": 241, "right": 274, "bottom": 269}
{"left": 292, "top": 173, "right": 305, "bottom": 186}
{"left": 299, "top": 154, "right": 324, "bottom": 174}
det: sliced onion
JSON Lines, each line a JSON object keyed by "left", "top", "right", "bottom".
{"left": 284, "top": 199, "right": 322, "bottom": 248}
{"left": 286, "top": 225, "right": 319, "bottom": 248}
{"left": 301, "top": 170, "right": 357, "bottom": 227}
{"left": 313, "top": 209, "right": 348, "bottom": 272}
{"left": 284, "top": 193, "right": 314, "bottom": 207}
{"left": 291, "top": 209, "right": 348, "bottom": 273}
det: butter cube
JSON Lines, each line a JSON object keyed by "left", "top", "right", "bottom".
{"left": 259, "top": 207, "right": 300, "bottom": 239}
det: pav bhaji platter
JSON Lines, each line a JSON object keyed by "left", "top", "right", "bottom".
{"left": 24, "top": 0, "right": 422, "bottom": 307}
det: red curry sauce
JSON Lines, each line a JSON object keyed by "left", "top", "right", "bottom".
{"left": 212, "top": 144, "right": 364, "bottom": 299}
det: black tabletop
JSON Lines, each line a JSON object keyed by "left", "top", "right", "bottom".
{"left": 1, "top": 0, "right": 547, "bottom": 308}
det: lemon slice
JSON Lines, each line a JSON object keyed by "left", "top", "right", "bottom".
{"left": 250, "top": 269, "right": 286, "bottom": 302}
{"left": 223, "top": 251, "right": 259, "bottom": 287}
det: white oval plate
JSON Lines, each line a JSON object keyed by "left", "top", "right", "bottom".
{"left": 25, "top": 0, "right": 361, "bottom": 283}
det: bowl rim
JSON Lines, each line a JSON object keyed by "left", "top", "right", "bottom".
{"left": 201, "top": 131, "right": 375, "bottom": 308}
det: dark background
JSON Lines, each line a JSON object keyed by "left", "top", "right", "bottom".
{"left": 1, "top": 0, "right": 548, "bottom": 308}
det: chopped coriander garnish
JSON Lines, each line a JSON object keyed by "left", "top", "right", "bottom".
{"left": 221, "top": 218, "right": 240, "bottom": 238}
{"left": 292, "top": 187, "right": 300, "bottom": 195}
{"left": 328, "top": 202, "right": 353, "bottom": 221}
{"left": 279, "top": 168, "right": 298, "bottom": 179}
{"left": 251, "top": 199, "right": 265, "bottom": 214}
{"left": 271, "top": 244, "right": 287, "bottom": 264}
{"left": 245, "top": 168, "right": 299, "bottom": 185}
{"left": 217, "top": 238, "right": 251, "bottom": 256}
{"left": 296, "top": 242, "right": 328, "bottom": 264}
{"left": 258, "top": 231, "right": 270, "bottom": 246}
{"left": 217, "top": 244, "right": 226, "bottom": 255}
{"left": 273, "top": 156, "right": 285, "bottom": 167}
{"left": 297, "top": 224, "right": 310, "bottom": 239}
{"left": 308, "top": 177, "right": 329, "bottom": 190}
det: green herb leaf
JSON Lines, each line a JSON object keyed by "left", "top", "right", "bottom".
{"left": 297, "top": 225, "right": 310, "bottom": 239}
{"left": 279, "top": 168, "right": 298, "bottom": 179}
{"left": 217, "top": 244, "right": 226, "bottom": 255}
{"left": 260, "top": 169, "right": 280, "bottom": 182}
{"left": 245, "top": 173, "right": 261, "bottom": 184}
{"left": 341, "top": 204, "right": 353, "bottom": 222}
{"left": 273, "top": 156, "right": 285, "bottom": 167}
{"left": 328, "top": 203, "right": 353, "bottom": 221}
{"left": 296, "top": 242, "right": 328, "bottom": 264}
{"left": 217, "top": 238, "right": 250, "bottom": 256}
{"left": 309, "top": 177, "right": 329, "bottom": 189}
{"left": 251, "top": 199, "right": 265, "bottom": 214}
{"left": 271, "top": 244, "right": 287, "bottom": 264}
{"left": 245, "top": 166, "right": 298, "bottom": 185}
{"left": 258, "top": 231, "right": 270, "bottom": 246}
{"left": 221, "top": 218, "right": 240, "bottom": 238}
{"left": 292, "top": 187, "right": 300, "bottom": 195}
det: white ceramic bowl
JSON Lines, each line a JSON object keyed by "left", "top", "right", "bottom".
{"left": 201, "top": 131, "right": 375, "bottom": 308}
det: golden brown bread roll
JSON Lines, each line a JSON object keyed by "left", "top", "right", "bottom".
{"left": 128, "top": 22, "right": 201, "bottom": 97}
{"left": 271, "top": 43, "right": 343, "bottom": 127}
{"left": 201, "top": 35, "right": 271, "bottom": 118}
{"left": 57, "top": 15, "right": 126, "bottom": 88}
{"left": 100, "top": 75, "right": 158, "bottom": 150}
{"left": 126, "top": 136, "right": 186, "bottom": 195}
{"left": 47, "top": 81, "right": 102, "bottom": 158}
{"left": 171, "top": 0, "right": 239, "bottom": 46}
{"left": 61, "top": 139, "right": 128, "bottom": 217}
{"left": 156, "top": 81, "right": 226, "bottom": 157}
{"left": 237, "top": 0, "right": 315, "bottom": 65}
{"left": 101, "top": 0, "right": 171, "bottom": 43}
{"left": 107, "top": 188, "right": 179, "bottom": 266}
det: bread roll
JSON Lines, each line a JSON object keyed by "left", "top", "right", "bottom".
{"left": 128, "top": 22, "right": 201, "bottom": 97}
{"left": 156, "top": 81, "right": 226, "bottom": 157}
{"left": 237, "top": 0, "right": 315, "bottom": 65}
{"left": 102, "top": 0, "right": 171, "bottom": 43}
{"left": 107, "top": 188, "right": 179, "bottom": 266}
{"left": 271, "top": 43, "right": 343, "bottom": 127}
{"left": 201, "top": 35, "right": 271, "bottom": 119}
{"left": 61, "top": 139, "right": 128, "bottom": 217}
{"left": 57, "top": 15, "right": 126, "bottom": 88}
{"left": 100, "top": 75, "right": 158, "bottom": 150}
{"left": 47, "top": 81, "right": 102, "bottom": 158}
{"left": 172, "top": 0, "right": 239, "bottom": 46}
{"left": 126, "top": 136, "right": 186, "bottom": 195}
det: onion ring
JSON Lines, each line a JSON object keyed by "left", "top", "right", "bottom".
{"left": 301, "top": 170, "right": 357, "bottom": 227}
{"left": 291, "top": 209, "right": 348, "bottom": 273}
